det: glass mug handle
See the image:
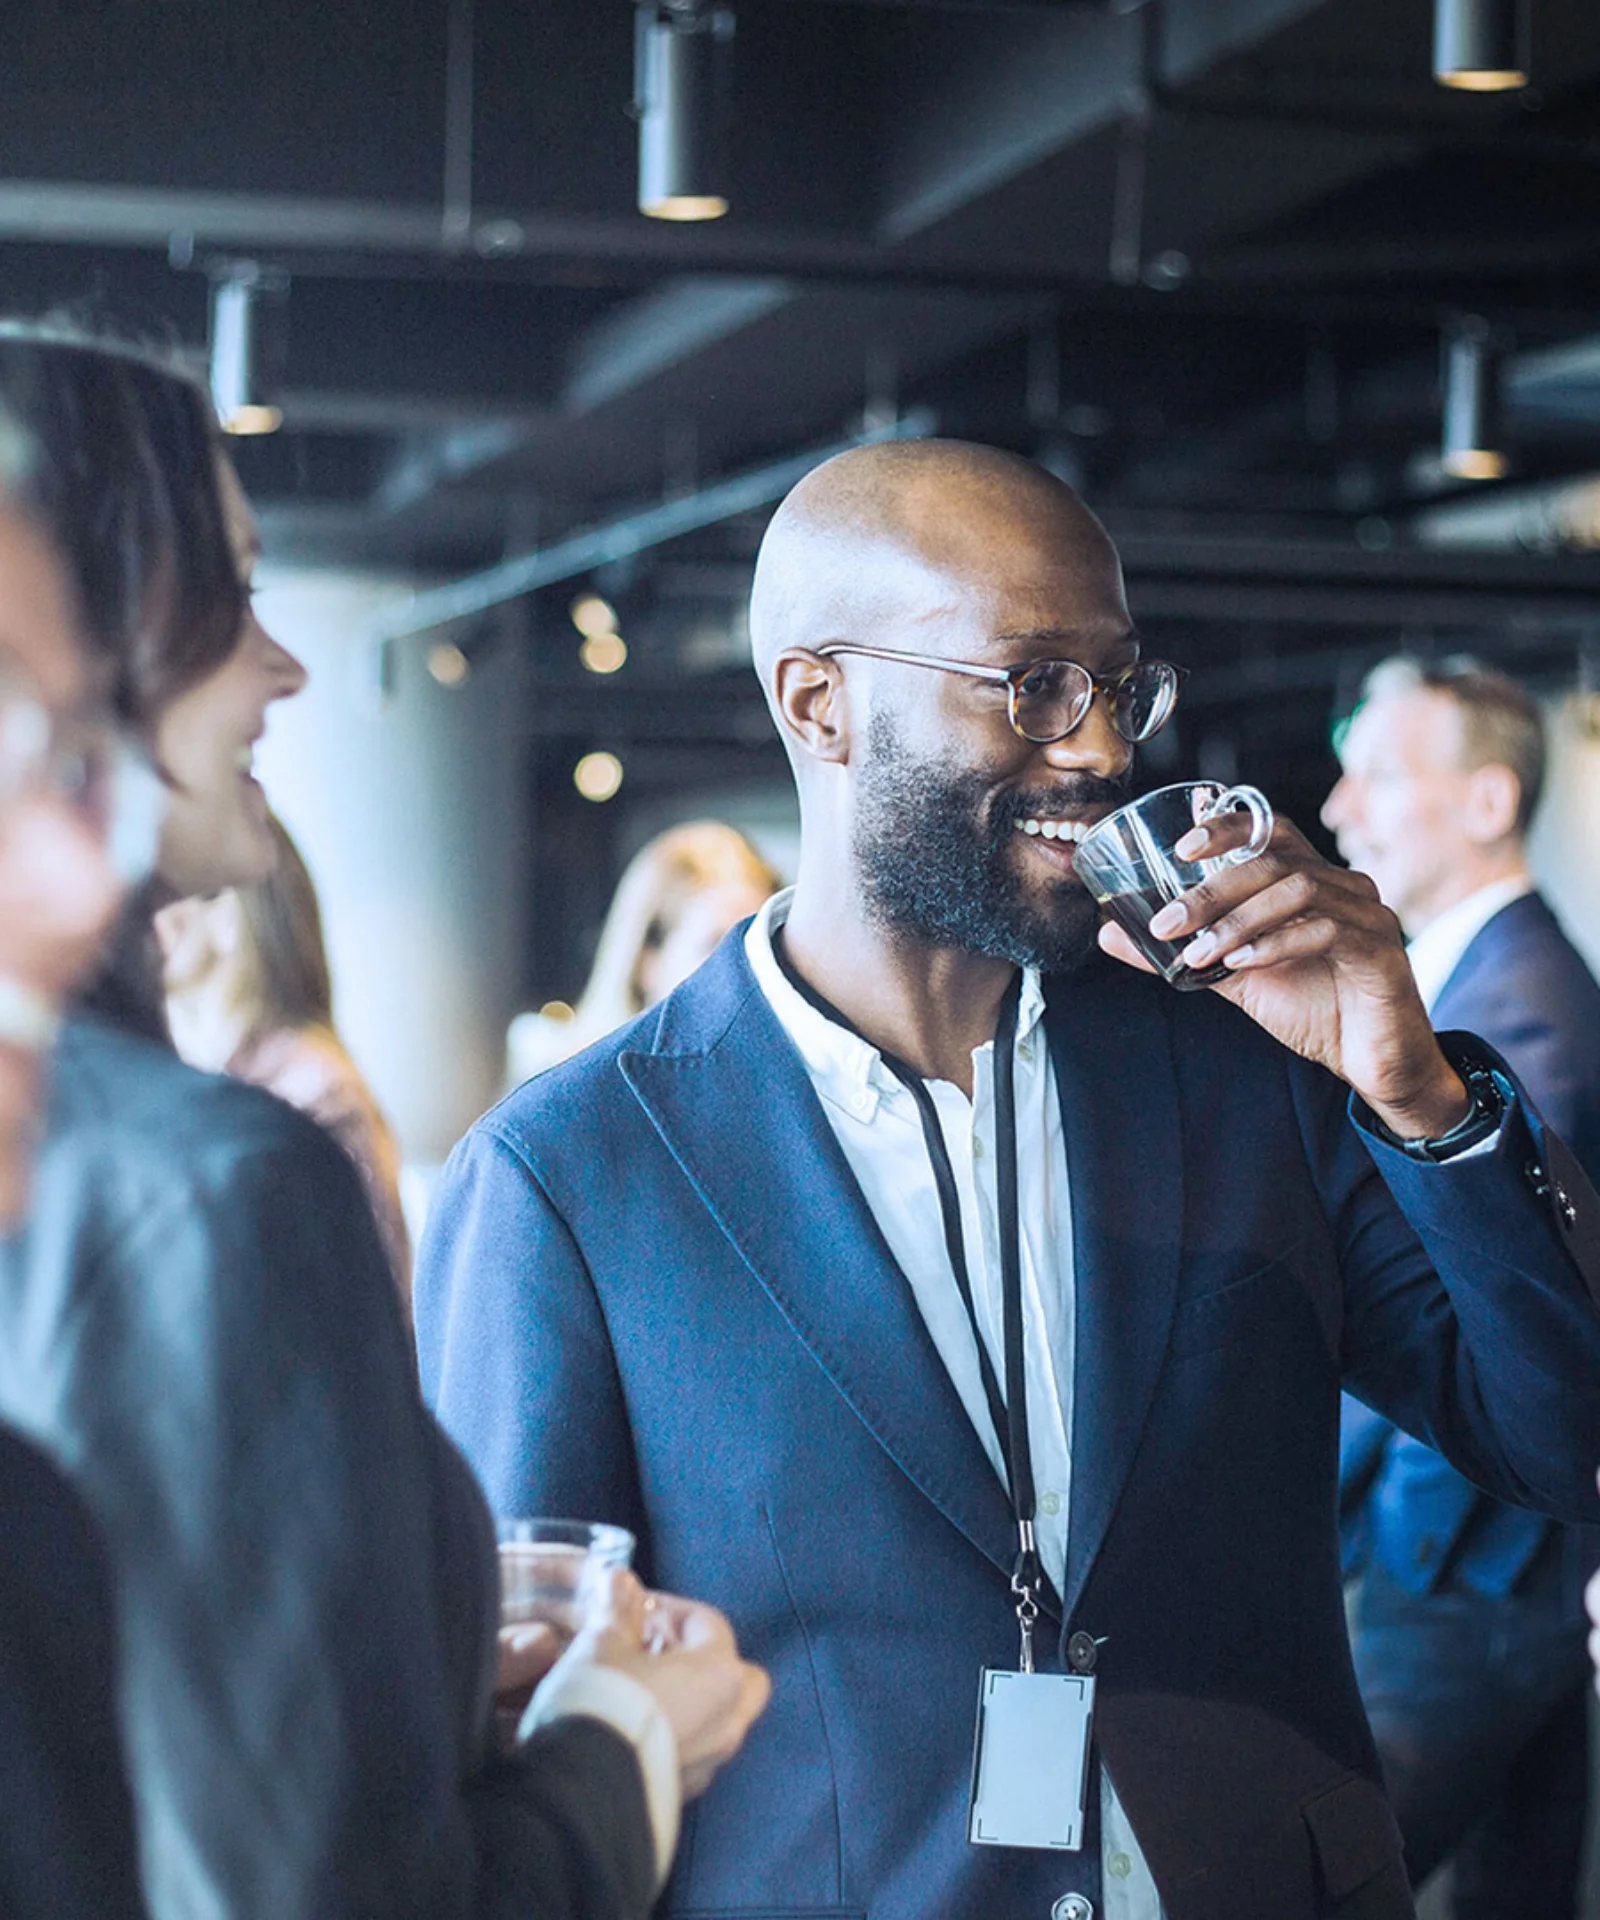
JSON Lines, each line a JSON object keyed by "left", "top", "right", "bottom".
{"left": 1198, "top": 784, "right": 1273, "bottom": 866}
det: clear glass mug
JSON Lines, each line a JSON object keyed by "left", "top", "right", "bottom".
{"left": 494, "top": 1518, "right": 636, "bottom": 1751}
{"left": 497, "top": 1517, "right": 636, "bottom": 1638}
{"left": 1072, "top": 781, "right": 1274, "bottom": 988}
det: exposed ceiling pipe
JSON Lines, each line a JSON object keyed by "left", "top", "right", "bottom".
{"left": 369, "top": 408, "right": 935, "bottom": 639}
{"left": 1414, "top": 474, "right": 1600, "bottom": 552}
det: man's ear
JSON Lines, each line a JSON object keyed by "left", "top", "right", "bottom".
{"left": 1463, "top": 761, "right": 1522, "bottom": 846}
{"left": 773, "top": 650, "right": 851, "bottom": 764}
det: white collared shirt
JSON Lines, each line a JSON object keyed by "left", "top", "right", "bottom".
{"left": 747, "top": 890, "right": 1162, "bottom": 1920}
{"left": 1405, "top": 875, "right": 1533, "bottom": 1016}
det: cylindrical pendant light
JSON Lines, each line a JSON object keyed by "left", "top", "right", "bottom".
{"left": 635, "top": 3, "right": 733, "bottom": 222}
{"left": 1440, "top": 318, "right": 1507, "bottom": 481}
{"left": 1433, "top": 0, "right": 1528, "bottom": 91}
{"left": 209, "top": 266, "right": 284, "bottom": 436}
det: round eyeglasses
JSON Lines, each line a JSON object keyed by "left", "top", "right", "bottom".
{"left": 814, "top": 644, "right": 1184, "bottom": 746}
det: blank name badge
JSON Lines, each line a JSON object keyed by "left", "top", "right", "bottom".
{"left": 967, "top": 1668, "right": 1095, "bottom": 1851}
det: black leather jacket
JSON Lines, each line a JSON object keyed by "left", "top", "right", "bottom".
{"left": 0, "top": 1015, "right": 651, "bottom": 1920}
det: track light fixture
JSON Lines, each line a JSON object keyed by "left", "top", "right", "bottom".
{"left": 1440, "top": 317, "right": 1507, "bottom": 481}
{"left": 1433, "top": 0, "right": 1528, "bottom": 91}
{"left": 209, "top": 265, "right": 286, "bottom": 435}
{"left": 634, "top": 2, "right": 734, "bottom": 222}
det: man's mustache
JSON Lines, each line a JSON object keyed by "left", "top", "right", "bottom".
{"left": 993, "top": 770, "right": 1133, "bottom": 831}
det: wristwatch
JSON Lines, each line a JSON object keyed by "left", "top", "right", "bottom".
{"left": 1381, "top": 1050, "right": 1508, "bottom": 1163}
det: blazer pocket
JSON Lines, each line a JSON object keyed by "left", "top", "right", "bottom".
{"left": 1166, "top": 1255, "right": 1300, "bottom": 1362}
{"left": 1300, "top": 1774, "right": 1404, "bottom": 1906}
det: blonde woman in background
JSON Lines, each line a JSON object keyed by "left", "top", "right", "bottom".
{"left": 508, "top": 818, "right": 781, "bottom": 1081}
{"left": 157, "top": 813, "right": 411, "bottom": 1303}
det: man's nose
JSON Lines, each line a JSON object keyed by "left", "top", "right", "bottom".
{"left": 1321, "top": 773, "right": 1354, "bottom": 833}
{"left": 1038, "top": 689, "right": 1134, "bottom": 782}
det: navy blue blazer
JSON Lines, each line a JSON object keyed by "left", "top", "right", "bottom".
{"left": 418, "top": 937, "right": 1600, "bottom": 1920}
{"left": 1339, "top": 892, "right": 1600, "bottom": 1597}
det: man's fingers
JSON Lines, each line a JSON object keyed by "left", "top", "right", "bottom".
{"left": 1160, "top": 858, "right": 1379, "bottom": 939}
{"left": 1162, "top": 870, "right": 1396, "bottom": 970}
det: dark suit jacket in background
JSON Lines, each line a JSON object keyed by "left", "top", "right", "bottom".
{"left": 0, "top": 1015, "right": 655, "bottom": 1920}
{"left": 0, "top": 1420, "right": 146, "bottom": 1919}
{"left": 1340, "top": 892, "right": 1600, "bottom": 1596}
{"left": 419, "top": 937, "right": 1600, "bottom": 1920}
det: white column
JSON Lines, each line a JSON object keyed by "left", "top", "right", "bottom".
{"left": 251, "top": 568, "right": 530, "bottom": 1166}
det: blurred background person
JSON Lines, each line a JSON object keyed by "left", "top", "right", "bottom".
{"left": 0, "top": 384, "right": 148, "bottom": 1916}
{"left": 1324, "top": 652, "right": 1600, "bottom": 1920}
{"left": 508, "top": 818, "right": 780, "bottom": 1082}
{"left": 157, "top": 812, "right": 410, "bottom": 1305}
{"left": 0, "top": 330, "right": 766, "bottom": 1919}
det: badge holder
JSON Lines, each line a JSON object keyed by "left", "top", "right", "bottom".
{"left": 967, "top": 1523, "right": 1096, "bottom": 1850}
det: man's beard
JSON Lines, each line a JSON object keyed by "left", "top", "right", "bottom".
{"left": 852, "top": 711, "right": 1129, "bottom": 975}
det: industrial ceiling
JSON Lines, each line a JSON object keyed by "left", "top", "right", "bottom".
{"left": 9, "top": 0, "right": 1600, "bottom": 937}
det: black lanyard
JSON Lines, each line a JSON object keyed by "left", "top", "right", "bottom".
{"left": 774, "top": 936, "right": 1044, "bottom": 1669}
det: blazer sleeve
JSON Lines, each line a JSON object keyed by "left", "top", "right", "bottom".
{"left": 35, "top": 1100, "right": 656, "bottom": 1920}
{"left": 416, "top": 1119, "right": 652, "bottom": 1559}
{"left": 1429, "top": 900, "right": 1600, "bottom": 1171}
{"left": 1301, "top": 1046, "right": 1600, "bottom": 1527}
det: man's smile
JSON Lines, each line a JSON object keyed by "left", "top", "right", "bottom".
{"left": 1014, "top": 816, "right": 1092, "bottom": 843}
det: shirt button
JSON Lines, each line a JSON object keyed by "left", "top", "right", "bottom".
{"left": 1039, "top": 1490, "right": 1062, "bottom": 1517}
{"left": 1051, "top": 1896, "right": 1093, "bottom": 1920}
{"left": 1018, "top": 1041, "right": 1034, "bottom": 1064}
{"left": 972, "top": 1137, "right": 985, "bottom": 1159}
{"left": 1109, "top": 1852, "right": 1133, "bottom": 1879}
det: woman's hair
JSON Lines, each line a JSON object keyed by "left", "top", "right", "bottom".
{"left": 228, "top": 815, "right": 335, "bottom": 1049}
{"left": 575, "top": 820, "right": 781, "bottom": 1032}
{"left": 0, "top": 326, "right": 243, "bottom": 732}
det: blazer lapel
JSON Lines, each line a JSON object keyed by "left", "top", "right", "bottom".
{"left": 1046, "top": 965, "right": 1184, "bottom": 1621}
{"left": 621, "top": 949, "right": 1020, "bottom": 1588}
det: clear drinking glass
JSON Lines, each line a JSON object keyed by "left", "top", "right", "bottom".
{"left": 496, "top": 1517, "right": 636, "bottom": 1638}
{"left": 1072, "top": 780, "right": 1273, "bottom": 988}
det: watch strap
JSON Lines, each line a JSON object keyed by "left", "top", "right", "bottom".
{"left": 1378, "top": 1044, "right": 1509, "bottom": 1163}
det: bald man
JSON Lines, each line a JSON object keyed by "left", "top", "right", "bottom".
{"left": 418, "top": 442, "right": 1600, "bottom": 1920}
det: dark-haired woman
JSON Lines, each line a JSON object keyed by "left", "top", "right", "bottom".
{"left": 0, "top": 387, "right": 146, "bottom": 1917}
{"left": 0, "top": 334, "right": 766, "bottom": 1920}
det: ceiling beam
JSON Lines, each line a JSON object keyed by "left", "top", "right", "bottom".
{"left": 368, "top": 410, "right": 936, "bottom": 639}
